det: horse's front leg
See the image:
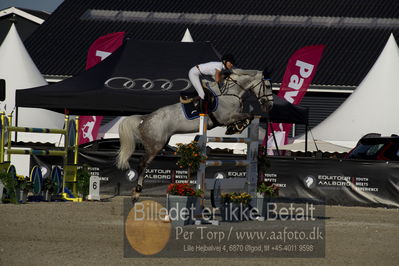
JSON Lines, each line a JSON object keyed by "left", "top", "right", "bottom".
{"left": 225, "top": 113, "right": 254, "bottom": 135}
{"left": 227, "top": 112, "right": 253, "bottom": 125}
{"left": 131, "top": 153, "right": 156, "bottom": 203}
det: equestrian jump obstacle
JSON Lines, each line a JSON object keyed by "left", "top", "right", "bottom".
{"left": 196, "top": 114, "right": 260, "bottom": 198}
{"left": 0, "top": 112, "right": 82, "bottom": 202}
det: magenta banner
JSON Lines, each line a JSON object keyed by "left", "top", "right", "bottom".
{"left": 78, "top": 115, "right": 104, "bottom": 144}
{"left": 79, "top": 32, "right": 125, "bottom": 144}
{"left": 85, "top": 31, "right": 125, "bottom": 70}
{"left": 266, "top": 45, "right": 325, "bottom": 148}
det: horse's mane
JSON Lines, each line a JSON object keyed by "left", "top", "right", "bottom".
{"left": 204, "top": 68, "right": 265, "bottom": 95}
{"left": 231, "top": 68, "right": 263, "bottom": 80}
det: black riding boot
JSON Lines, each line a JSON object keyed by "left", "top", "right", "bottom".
{"left": 199, "top": 98, "right": 209, "bottom": 114}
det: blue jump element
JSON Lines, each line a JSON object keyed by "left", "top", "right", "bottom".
{"left": 64, "top": 187, "right": 76, "bottom": 198}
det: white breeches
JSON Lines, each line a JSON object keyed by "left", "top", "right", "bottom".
{"left": 188, "top": 67, "right": 205, "bottom": 99}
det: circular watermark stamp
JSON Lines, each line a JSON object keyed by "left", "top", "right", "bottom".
{"left": 125, "top": 200, "right": 171, "bottom": 255}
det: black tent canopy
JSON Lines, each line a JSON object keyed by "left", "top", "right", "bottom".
{"left": 16, "top": 39, "right": 308, "bottom": 125}
{"left": 17, "top": 40, "right": 221, "bottom": 115}
{"left": 267, "top": 95, "right": 308, "bottom": 124}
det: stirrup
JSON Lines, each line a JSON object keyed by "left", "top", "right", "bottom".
{"left": 180, "top": 96, "right": 193, "bottom": 104}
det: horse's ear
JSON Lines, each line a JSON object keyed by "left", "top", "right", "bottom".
{"left": 263, "top": 68, "right": 272, "bottom": 80}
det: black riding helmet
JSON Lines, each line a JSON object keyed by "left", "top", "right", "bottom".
{"left": 221, "top": 54, "right": 236, "bottom": 65}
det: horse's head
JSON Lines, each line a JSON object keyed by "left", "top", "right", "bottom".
{"left": 252, "top": 77, "right": 274, "bottom": 112}
{"left": 228, "top": 69, "right": 274, "bottom": 112}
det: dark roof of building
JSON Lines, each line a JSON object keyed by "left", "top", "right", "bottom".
{"left": 18, "top": 8, "right": 50, "bottom": 20}
{"left": 0, "top": 7, "right": 48, "bottom": 43}
{"left": 0, "top": 7, "right": 49, "bottom": 21}
{"left": 25, "top": 0, "right": 399, "bottom": 87}
{"left": 40, "top": 0, "right": 399, "bottom": 18}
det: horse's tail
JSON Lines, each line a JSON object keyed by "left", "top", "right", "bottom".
{"left": 116, "top": 115, "right": 142, "bottom": 170}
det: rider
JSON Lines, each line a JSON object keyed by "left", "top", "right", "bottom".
{"left": 187, "top": 54, "right": 235, "bottom": 112}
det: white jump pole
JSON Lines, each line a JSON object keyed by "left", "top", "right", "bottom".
{"left": 196, "top": 113, "right": 208, "bottom": 191}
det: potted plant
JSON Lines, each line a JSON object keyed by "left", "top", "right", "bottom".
{"left": 175, "top": 141, "right": 207, "bottom": 179}
{"left": 220, "top": 192, "right": 252, "bottom": 222}
{"left": 76, "top": 166, "right": 91, "bottom": 200}
{"left": 166, "top": 183, "right": 203, "bottom": 226}
{"left": 0, "top": 178, "right": 4, "bottom": 203}
{"left": 0, "top": 171, "right": 17, "bottom": 203}
{"left": 42, "top": 178, "right": 55, "bottom": 202}
{"left": 257, "top": 181, "right": 279, "bottom": 198}
{"left": 0, "top": 170, "right": 6, "bottom": 203}
{"left": 255, "top": 181, "right": 279, "bottom": 218}
{"left": 16, "top": 176, "right": 32, "bottom": 204}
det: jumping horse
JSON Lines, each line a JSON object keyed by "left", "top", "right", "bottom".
{"left": 117, "top": 68, "right": 274, "bottom": 202}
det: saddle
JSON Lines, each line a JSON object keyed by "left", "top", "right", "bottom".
{"left": 180, "top": 84, "right": 252, "bottom": 134}
{"left": 180, "top": 85, "right": 218, "bottom": 120}
{"left": 180, "top": 78, "right": 259, "bottom": 134}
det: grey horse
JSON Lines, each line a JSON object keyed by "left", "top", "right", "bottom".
{"left": 117, "top": 68, "right": 273, "bottom": 202}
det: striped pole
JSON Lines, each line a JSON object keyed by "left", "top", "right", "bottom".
{"left": 7, "top": 126, "right": 66, "bottom": 134}
{"left": 7, "top": 149, "right": 67, "bottom": 156}
{"left": 207, "top": 137, "right": 251, "bottom": 143}
{"left": 205, "top": 160, "right": 251, "bottom": 167}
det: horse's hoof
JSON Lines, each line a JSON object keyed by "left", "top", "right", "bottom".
{"left": 131, "top": 191, "right": 140, "bottom": 204}
{"left": 130, "top": 185, "right": 142, "bottom": 203}
{"left": 135, "top": 184, "right": 143, "bottom": 193}
{"left": 131, "top": 197, "right": 139, "bottom": 205}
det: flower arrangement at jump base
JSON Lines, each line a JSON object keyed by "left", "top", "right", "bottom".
{"left": 221, "top": 192, "right": 252, "bottom": 205}
{"left": 257, "top": 181, "right": 280, "bottom": 198}
{"left": 255, "top": 181, "right": 280, "bottom": 219}
{"left": 174, "top": 141, "right": 207, "bottom": 178}
{"left": 220, "top": 192, "right": 252, "bottom": 222}
{"left": 166, "top": 183, "right": 203, "bottom": 226}
{"left": 166, "top": 183, "right": 203, "bottom": 197}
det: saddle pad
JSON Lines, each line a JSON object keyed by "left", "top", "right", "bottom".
{"left": 182, "top": 101, "right": 200, "bottom": 120}
{"left": 181, "top": 84, "right": 218, "bottom": 120}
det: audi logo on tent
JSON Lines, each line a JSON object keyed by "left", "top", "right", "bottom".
{"left": 104, "top": 77, "right": 192, "bottom": 92}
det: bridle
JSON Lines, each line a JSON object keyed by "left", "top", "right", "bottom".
{"left": 219, "top": 75, "right": 273, "bottom": 111}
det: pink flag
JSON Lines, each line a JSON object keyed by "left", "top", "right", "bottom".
{"left": 79, "top": 32, "right": 125, "bottom": 145}
{"left": 78, "top": 116, "right": 104, "bottom": 144}
{"left": 264, "top": 45, "right": 325, "bottom": 149}
{"left": 85, "top": 32, "right": 125, "bottom": 70}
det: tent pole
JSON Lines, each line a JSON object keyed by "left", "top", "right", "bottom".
{"left": 269, "top": 122, "right": 280, "bottom": 156}
{"left": 15, "top": 107, "right": 18, "bottom": 142}
{"left": 305, "top": 123, "right": 308, "bottom": 153}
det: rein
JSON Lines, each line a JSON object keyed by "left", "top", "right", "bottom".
{"left": 219, "top": 77, "right": 243, "bottom": 99}
{"left": 219, "top": 76, "right": 273, "bottom": 111}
